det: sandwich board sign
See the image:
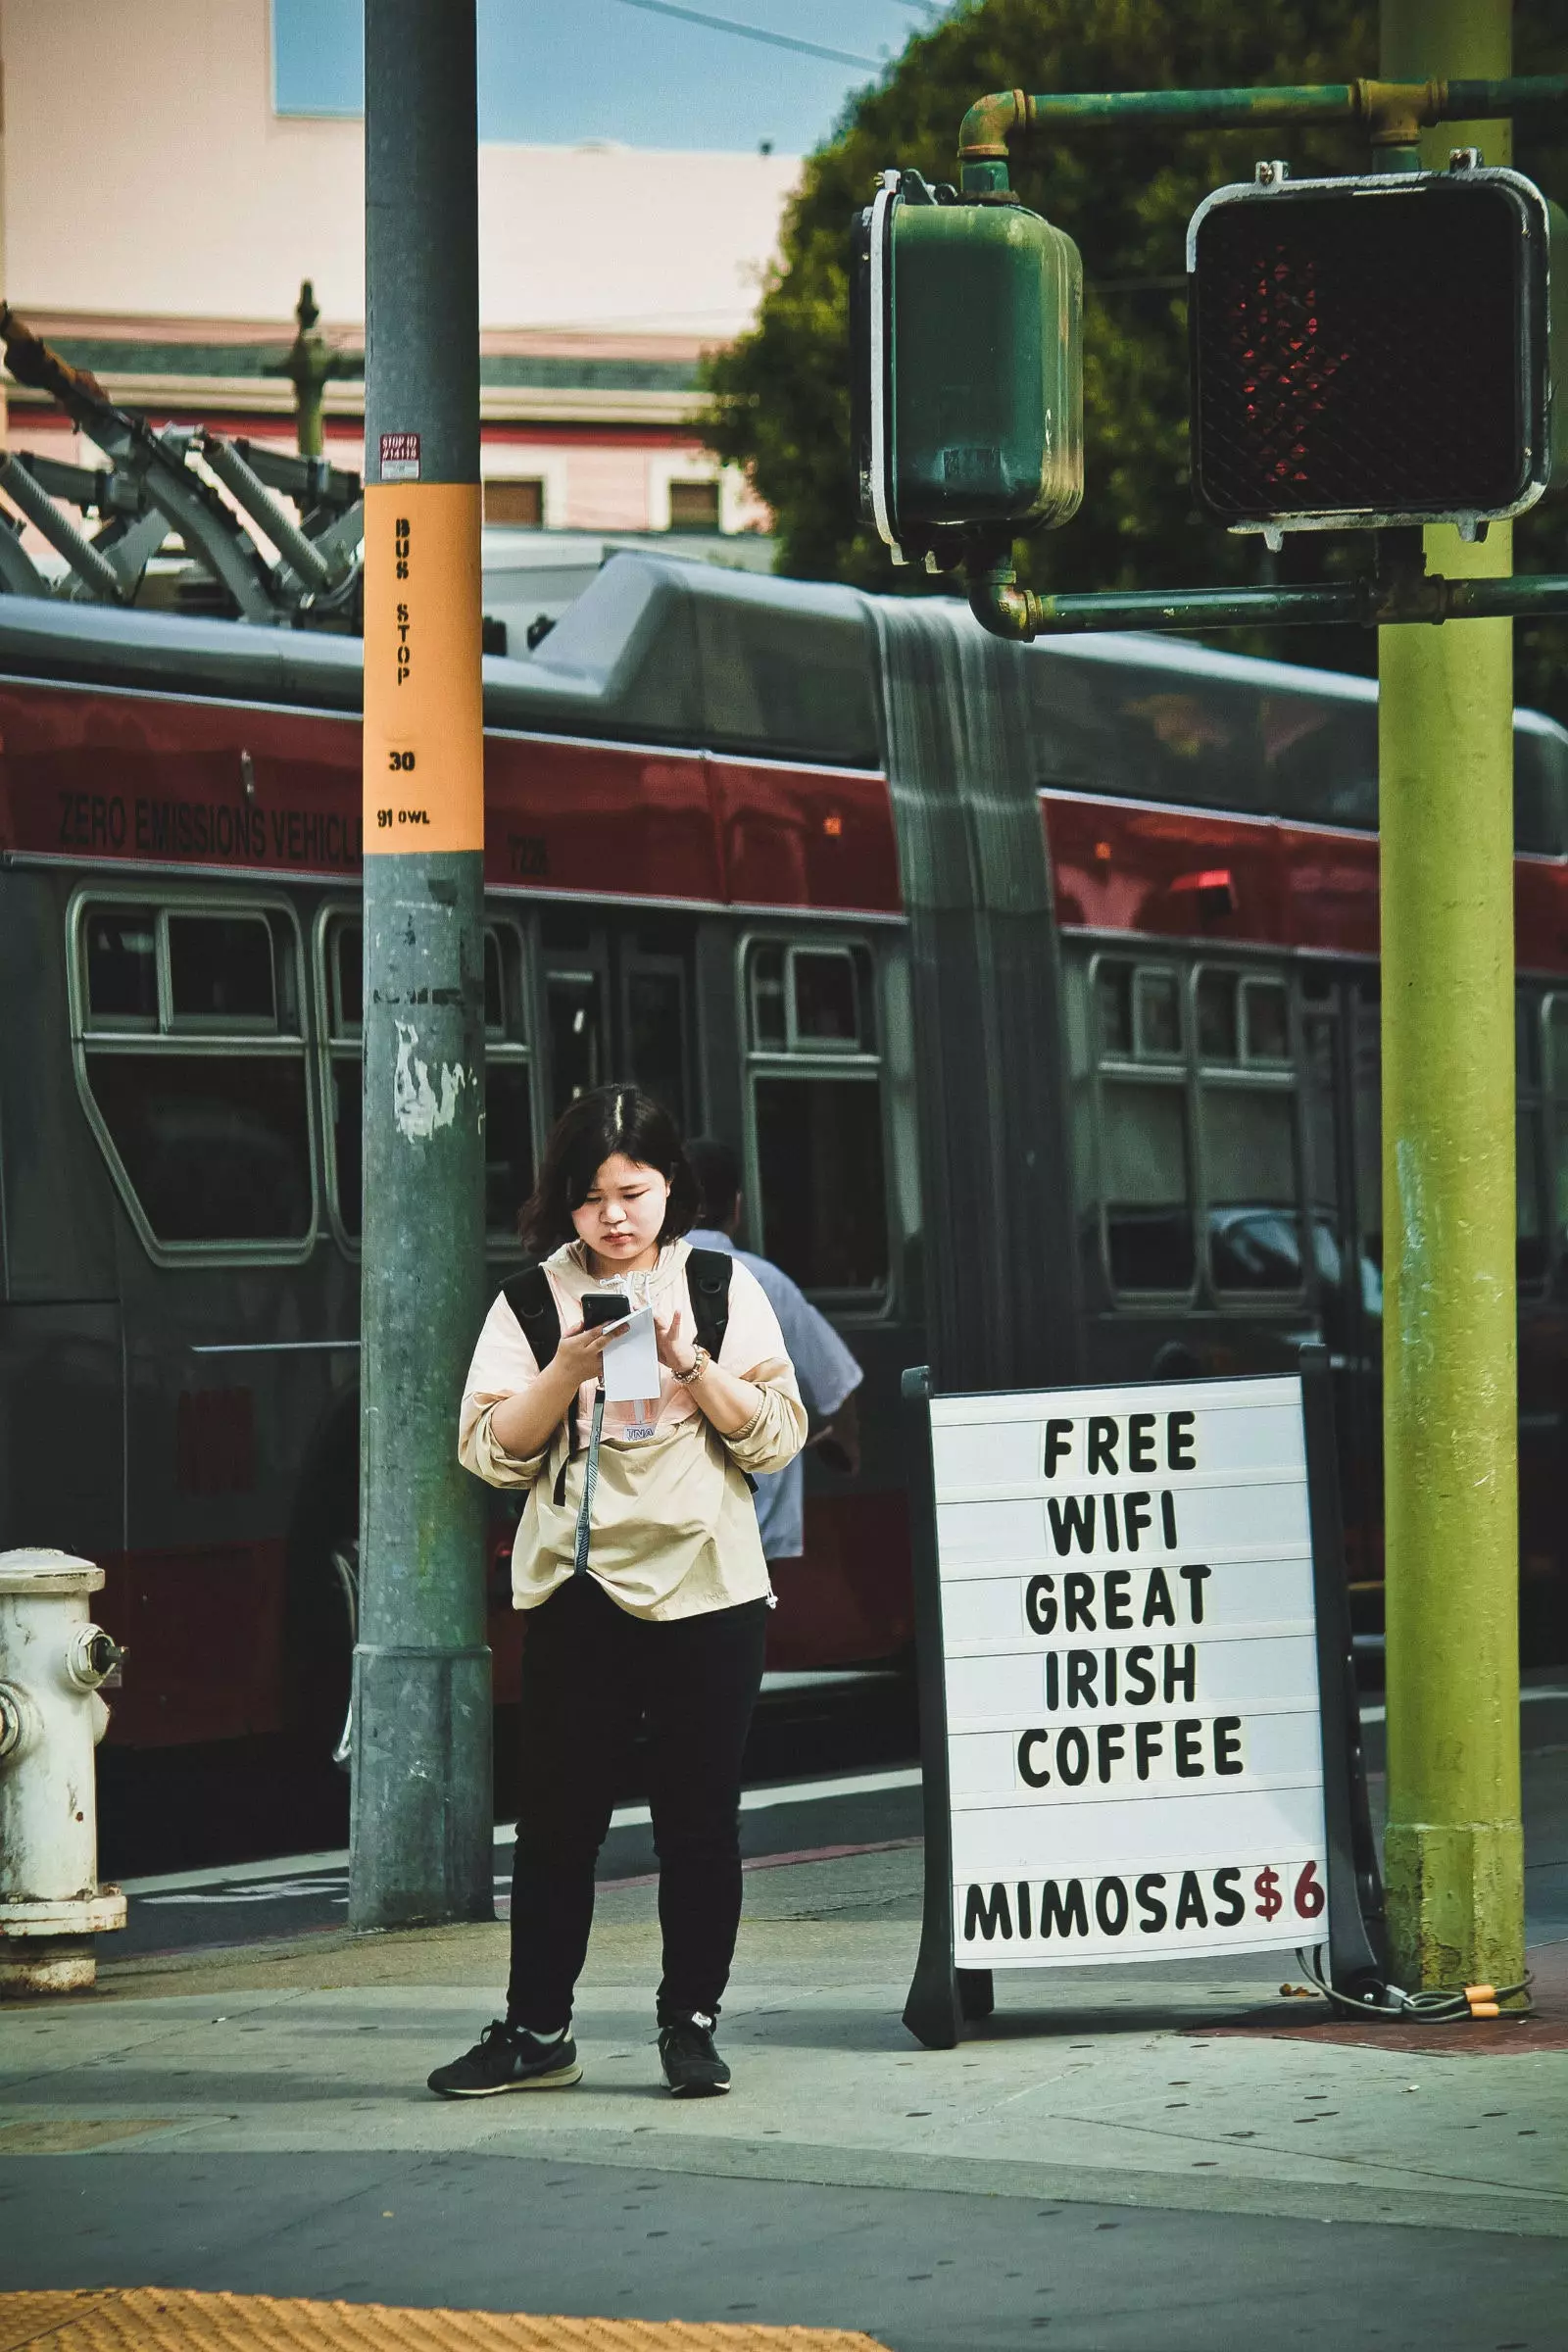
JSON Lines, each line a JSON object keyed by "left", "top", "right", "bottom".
{"left": 901, "top": 1347, "right": 1383, "bottom": 2047}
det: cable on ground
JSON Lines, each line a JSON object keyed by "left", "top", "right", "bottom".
{"left": 1295, "top": 1947, "right": 1534, "bottom": 2023}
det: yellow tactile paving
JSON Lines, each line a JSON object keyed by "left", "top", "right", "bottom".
{"left": 0, "top": 2298, "right": 120, "bottom": 2352}
{"left": 0, "top": 2295, "right": 885, "bottom": 2352}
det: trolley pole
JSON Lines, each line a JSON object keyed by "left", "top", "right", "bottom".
{"left": 1377, "top": 0, "right": 1525, "bottom": 1990}
{"left": 350, "top": 0, "right": 492, "bottom": 1930}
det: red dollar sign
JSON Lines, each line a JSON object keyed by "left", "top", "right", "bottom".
{"left": 1252, "top": 1865, "right": 1283, "bottom": 1922}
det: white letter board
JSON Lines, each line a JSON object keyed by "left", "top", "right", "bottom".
{"left": 930, "top": 1374, "right": 1329, "bottom": 1970}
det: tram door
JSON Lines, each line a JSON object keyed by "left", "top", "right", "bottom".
{"left": 539, "top": 907, "right": 697, "bottom": 1134}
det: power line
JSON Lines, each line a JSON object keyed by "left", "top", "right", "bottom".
{"left": 609, "top": 0, "right": 879, "bottom": 69}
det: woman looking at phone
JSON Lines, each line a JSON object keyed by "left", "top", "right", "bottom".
{"left": 429, "top": 1085, "right": 805, "bottom": 2102}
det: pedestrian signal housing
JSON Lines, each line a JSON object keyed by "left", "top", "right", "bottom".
{"left": 853, "top": 170, "right": 1083, "bottom": 566}
{"left": 1188, "top": 165, "right": 1553, "bottom": 536}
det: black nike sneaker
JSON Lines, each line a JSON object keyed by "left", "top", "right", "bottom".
{"left": 658, "top": 2012, "right": 731, "bottom": 2097}
{"left": 427, "top": 2019, "right": 582, "bottom": 2098}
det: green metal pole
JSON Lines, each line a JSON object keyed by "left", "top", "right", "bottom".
{"left": 350, "top": 0, "right": 492, "bottom": 1931}
{"left": 1377, "top": 0, "right": 1524, "bottom": 1992}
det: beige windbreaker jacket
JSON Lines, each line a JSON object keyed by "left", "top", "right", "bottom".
{"left": 459, "top": 1237, "right": 807, "bottom": 1620}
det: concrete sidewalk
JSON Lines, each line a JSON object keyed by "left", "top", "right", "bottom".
{"left": 2, "top": 1819, "right": 1566, "bottom": 2352}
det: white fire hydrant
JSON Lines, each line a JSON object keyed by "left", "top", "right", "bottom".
{"left": 0, "top": 1549, "right": 126, "bottom": 1994}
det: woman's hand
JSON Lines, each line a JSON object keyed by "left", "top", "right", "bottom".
{"left": 555, "top": 1318, "right": 622, "bottom": 1387}
{"left": 654, "top": 1304, "right": 698, "bottom": 1378}
{"left": 486, "top": 1315, "right": 619, "bottom": 1461}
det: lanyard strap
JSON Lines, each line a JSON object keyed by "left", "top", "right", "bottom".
{"left": 572, "top": 1385, "right": 607, "bottom": 1576}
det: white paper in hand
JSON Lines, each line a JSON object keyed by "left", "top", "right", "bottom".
{"left": 600, "top": 1306, "right": 661, "bottom": 1403}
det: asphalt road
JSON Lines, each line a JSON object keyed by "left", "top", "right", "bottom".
{"left": 4, "top": 2149, "right": 1560, "bottom": 2352}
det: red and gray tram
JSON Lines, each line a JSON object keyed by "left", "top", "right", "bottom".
{"left": 2, "top": 554, "right": 1565, "bottom": 1788}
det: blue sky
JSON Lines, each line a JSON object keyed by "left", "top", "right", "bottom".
{"left": 272, "top": 0, "right": 953, "bottom": 155}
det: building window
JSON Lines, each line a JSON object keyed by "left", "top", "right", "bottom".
{"left": 743, "top": 938, "right": 887, "bottom": 1298}
{"left": 74, "top": 897, "right": 315, "bottom": 1257}
{"left": 319, "top": 911, "right": 534, "bottom": 1247}
{"left": 667, "top": 478, "right": 721, "bottom": 533}
{"left": 484, "top": 478, "right": 545, "bottom": 528}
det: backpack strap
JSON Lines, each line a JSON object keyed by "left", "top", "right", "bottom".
{"left": 501, "top": 1261, "right": 562, "bottom": 1372}
{"left": 687, "top": 1247, "right": 754, "bottom": 1488}
{"left": 499, "top": 1262, "right": 577, "bottom": 1504}
{"left": 686, "top": 1245, "right": 733, "bottom": 1362}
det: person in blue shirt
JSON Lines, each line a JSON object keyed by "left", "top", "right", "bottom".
{"left": 684, "top": 1137, "right": 862, "bottom": 1562}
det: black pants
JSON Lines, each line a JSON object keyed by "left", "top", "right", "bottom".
{"left": 507, "top": 1576, "right": 768, "bottom": 2031}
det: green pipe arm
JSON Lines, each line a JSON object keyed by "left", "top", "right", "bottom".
{"left": 965, "top": 564, "right": 1568, "bottom": 641}
{"left": 957, "top": 74, "right": 1568, "bottom": 177}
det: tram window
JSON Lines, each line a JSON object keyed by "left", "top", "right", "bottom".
{"left": 1546, "top": 994, "right": 1568, "bottom": 1094}
{"left": 486, "top": 1061, "right": 535, "bottom": 1235}
{"left": 754, "top": 1077, "right": 887, "bottom": 1292}
{"left": 85, "top": 906, "right": 158, "bottom": 1025}
{"left": 1197, "top": 970, "right": 1239, "bottom": 1063}
{"left": 750, "top": 945, "right": 787, "bottom": 1050}
{"left": 1096, "top": 963, "right": 1134, "bottom": 1058}
{"left": 1135, "top": 969, "right": 1182, "bottom": 1059}
{"left": 1518, "top": 992, "right": 1543, "bottom": 1091}
{"left": 167, "top": 913, "right": 277, "bottom": 1027}
{"left": 1351, "top": 984, "right": 1382, "bottom": 1273}
{"left": 791, "top": 948, "right": 860, "bottom": 1050}
{"left": 332, "top": 922, "right": 364, "bottom": 1035}
{"left": 77, "top": 896, "right": 315, "bottom": 1254}
{"left": 625, "top": 965, "right": 688, "bottom": 1127}
{"left": 1518, "top": 990, "right": 1548, "bottom": 1289}
{"left": 1243, "top": 979, "right": 1291, "bottom": 1064}
{"left": 1099, "top": 1082, "right": 1195, "bottom": 1292}
{"left": 1519, "top": 1104, "right": 1548, "bottom": 1288}
{"left": 330, "top": 1058, "right": 363, "bottom": 1241}
{"left": 86, "top": 1053, "right": 312, "bottom": 1244}
{"left": 321, "top": 916, "right": 531, "bottom": 1244}
{"left": 548, "top": 970, "right": 605, "bottom": 1113}
{"left": 1302, "top": 1015, "right": 1339, "bottom": 1207}
{"left": 484, "top": 931, "right": 505, "bottom": 1034}
{"left": 1097, "top": 958, "right": 1182, "bottom": 1062}
{"left": 1202, "top": 1088, "right": 1300, "bottom": 1292}
{"left": 1547, "top": 997, "right": 1568, "bottom": 1255}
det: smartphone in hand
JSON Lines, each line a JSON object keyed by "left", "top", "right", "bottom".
{"left": 581, "top": 1294, "right": 631, "bottom": 1331}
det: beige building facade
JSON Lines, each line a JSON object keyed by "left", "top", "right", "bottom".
{"left": 0, "top": 0, "right": 797, "bottom": 535}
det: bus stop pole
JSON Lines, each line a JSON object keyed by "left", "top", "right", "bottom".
{"left": 1376, "top": 0, "right": 1525, "bottom": 1991}
{"left": 350, "top": 0, "right": 493, "bottom": 1931}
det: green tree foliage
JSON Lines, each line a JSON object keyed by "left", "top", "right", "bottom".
{"left": 703, "top": 0, "right": 1568, "bottom": 716}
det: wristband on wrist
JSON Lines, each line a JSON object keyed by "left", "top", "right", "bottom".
{"left": 675, "top": 1345, "right": 710, "bottom": 1387}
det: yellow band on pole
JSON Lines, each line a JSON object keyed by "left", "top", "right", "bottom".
{"left": 363, "top": 480, "right": 484, "bottom": 856}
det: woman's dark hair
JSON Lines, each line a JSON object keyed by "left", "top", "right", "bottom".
{"left": 518, "top": 1084, "right": 699, "bottom": 1256}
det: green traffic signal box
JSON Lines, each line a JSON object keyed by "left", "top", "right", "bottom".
{"left": 854, "top": 170, "right": 1083, "bottom": 566}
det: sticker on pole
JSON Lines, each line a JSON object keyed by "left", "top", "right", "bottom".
{"left": 379, "top": 431, "right": 421, "bottom": 482}
{"left": 900, "top": 1360, "right": 1383, "bottom": 2045}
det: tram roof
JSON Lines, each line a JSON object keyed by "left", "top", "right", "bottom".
{"left": 0, "top": 552, "right": 1563, "bottom": 853}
